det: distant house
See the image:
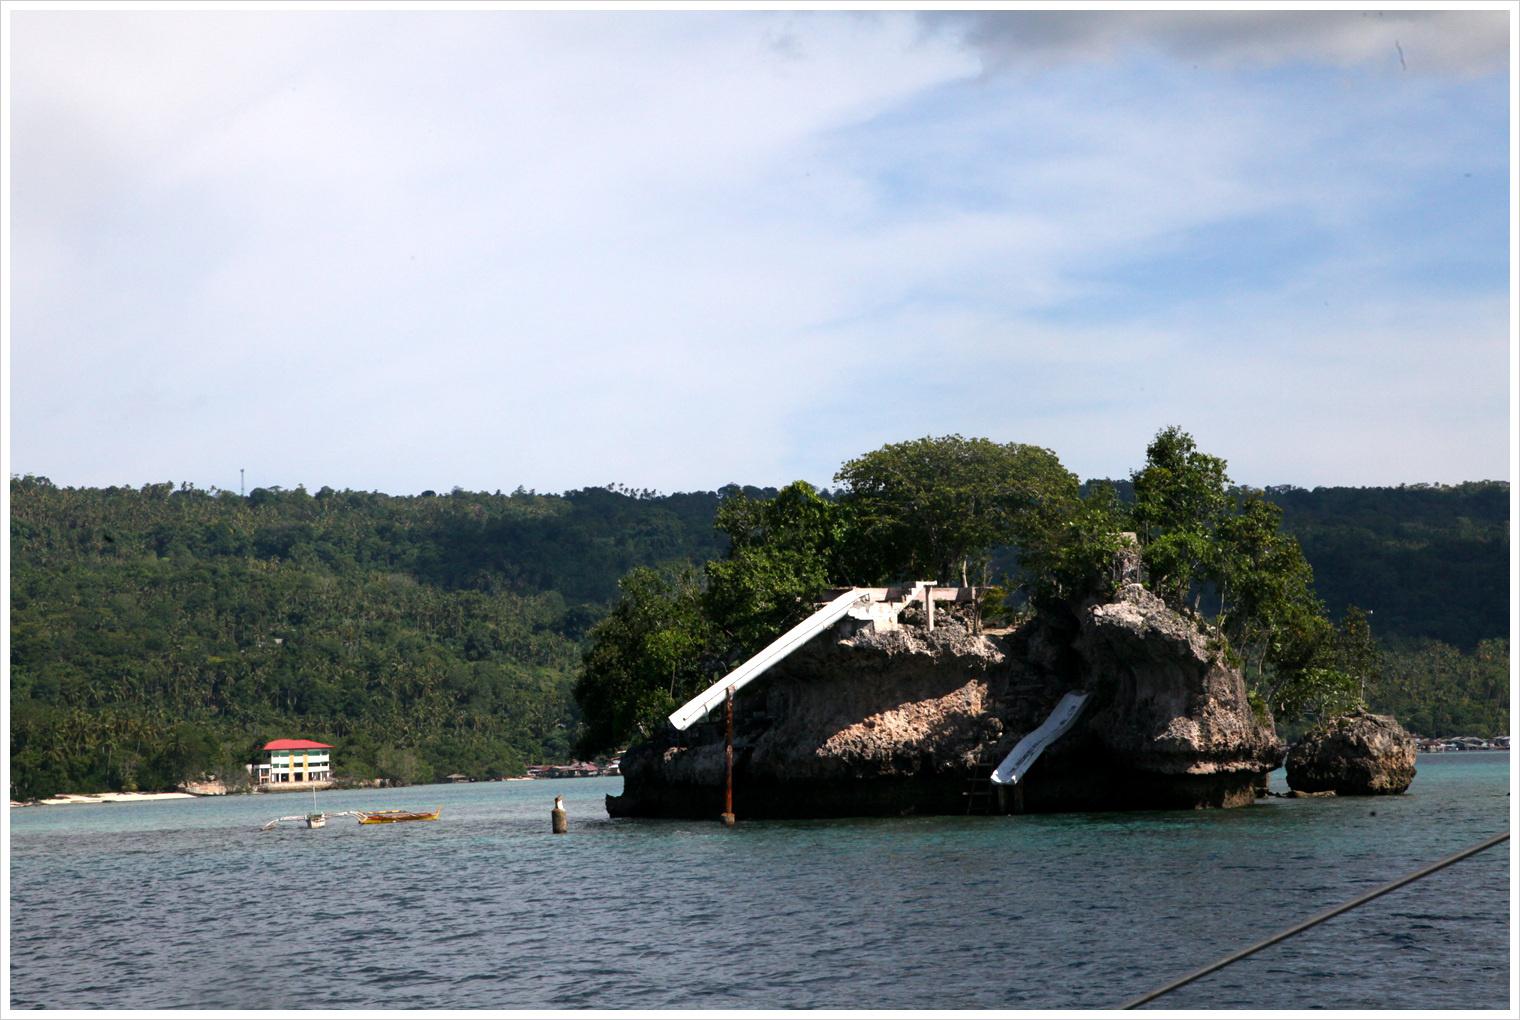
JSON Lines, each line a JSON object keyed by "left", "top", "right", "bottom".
{"left": 257, "top": 740, "right": 334, "bottom": 785}
{"left": 527, "top": 761, "right": 605, "bottom": 779}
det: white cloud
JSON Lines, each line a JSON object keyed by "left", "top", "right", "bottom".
{"left": 7, "top": 10, "right": 1510, "bottom": 494}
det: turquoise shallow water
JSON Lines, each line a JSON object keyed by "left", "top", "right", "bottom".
{"left": 8, "top": 753, "right": 1511, "bottom": 1010}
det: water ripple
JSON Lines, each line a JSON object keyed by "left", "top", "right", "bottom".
{"left": 9, "top": 755, "right": 1511, "bottom": 1009}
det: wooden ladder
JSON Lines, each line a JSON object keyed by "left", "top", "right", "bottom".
{"left": 964, "top": 760, "right": 997, "bottom": 814}
{"left": 964, "top": 760, "right": 1025, "bottom": 815}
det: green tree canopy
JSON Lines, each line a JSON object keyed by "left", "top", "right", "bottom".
{"left": 1124, "top": 427, "right": 1363, "bottom": 723}
{"left": 1130, "top": 425, "right": 1233, "bottom": 610}
{"left": 835, "top": 435, "right": 1079, "bottom": 586}
{"left": 574, "top": 482, "right": 866, "bottom": 756}
{"left": 703, "top": 482, "right": 865, "bottom": 652}
{"left": 572, "top": 564, "right": 717, "bottom": 757}
{"left": 1017, "top": 481, "right": 1134, "bottom": 610}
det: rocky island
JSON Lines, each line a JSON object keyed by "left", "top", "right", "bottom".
{"left": 610, "top": 572, "right": 1287, "bottom": 818}
{"left": 583, "top": 431, "right": 1414, "bottom": 821}
{"left": 1285, "top": 709, "right": 1418, "bottom": 796}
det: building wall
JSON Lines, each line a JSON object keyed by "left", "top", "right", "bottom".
{"left": 258, "top": 750, "right": 332, "bottom": 784}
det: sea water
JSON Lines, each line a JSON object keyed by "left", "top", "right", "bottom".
{"left": 8, "top": 753, "right": 1511, "bottom": 1010}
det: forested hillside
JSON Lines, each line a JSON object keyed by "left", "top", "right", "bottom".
{"left": 1078, "top": 479, "right": 1509, "bottom": 649}
{"left": 1265, "top": 482, "right": 1508, "bottom": 649}
{"left": 9, "top": 477, "right": 741, "bottom": 799}
{"left": 8, "top": 473, "right": 1508, "bottom": 799}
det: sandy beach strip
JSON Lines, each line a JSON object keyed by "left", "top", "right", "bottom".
{"left": 13, "top": 792, "right": 198, "bottom": 807}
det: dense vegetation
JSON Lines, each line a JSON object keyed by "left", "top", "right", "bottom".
{"left": 1369, "top": 637, "right": 1509, "bottom": 738}
{"left": 9, "top": 477, "right": 736, "bottom": 799}
{"left": 1265, "top": 482, "right": 1508, "bottom": 650}
{"left": 8, "top": 439, "right": 1509, "bottom": 798}
{"left": 1056, "top": 477, "right": 1507, "bottom": 649}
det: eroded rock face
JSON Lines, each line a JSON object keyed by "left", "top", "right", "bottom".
{"left": 609, "top": 587, "right": 1286, "bottom": 819}
{"left": 1285, "top": 711, "right": 1416, "bottom": 796}
{"left": 1077, "top": 583, "right": 1283, "bottom": 779}
{"left": 750, "top": 622, "right": 1007, "bottom": 782}
{"left": 613, "top": 621, "right": 1010, "bottom": 819}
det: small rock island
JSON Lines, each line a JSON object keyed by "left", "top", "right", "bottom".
{"left": 1286, "top": 710, "right": 1417, "bottom": 796}
{"left": 586, "top": 431, "right": 1419, "bottom": 821}
{"left": 611, "top": 563, "right": 1301, "bottom": 818}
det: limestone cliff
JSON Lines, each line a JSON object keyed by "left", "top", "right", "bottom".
{"left": 609, "top": 584, "right": 1284, "bottom": 819}
{"left": 1076, "top": 583, "right": 1283, "bottom": 779}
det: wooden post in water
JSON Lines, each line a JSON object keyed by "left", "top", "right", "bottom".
{"left": 720, "top": 686, "right": 736, "bottom": 826}
{"left": 551, "top": 794, "right": 568, "bottom": 833}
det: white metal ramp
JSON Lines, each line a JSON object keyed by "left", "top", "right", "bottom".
{"left": 667, "top": 581, "right": 978, "bottom": 732}
{"left": 668, "top": 587, "right": 874, "bottom": 731}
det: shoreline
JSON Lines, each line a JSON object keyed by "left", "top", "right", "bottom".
{"left": 12, "top": 770, "right": 627, "bottom": 808}
{"left": 12, "top": 792, "right": 198, "bottom": 808}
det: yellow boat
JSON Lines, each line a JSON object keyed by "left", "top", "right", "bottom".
{"left": 356, "top": 807, "right": 441, "bottom": 824}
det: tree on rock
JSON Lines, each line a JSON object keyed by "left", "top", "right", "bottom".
{"left": 703, "top": 481, "right": 881, "bottom": 654}
{"left": 572, "top": 564, "right": 718, "bottom": 757}
{"left": 835, "top": 435, "right": 1079, "bottom": 586}
{"left": 1130, "top": 425, "right": 1233, "bottom": 611}
{"left": 1127, "top": 426, "right": 1365, "bottom": 724}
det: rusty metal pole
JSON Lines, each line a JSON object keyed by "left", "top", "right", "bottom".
{"left": 720, "top": 686, "right": 736, "bottom": 826}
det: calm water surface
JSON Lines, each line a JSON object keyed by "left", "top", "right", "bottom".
{"left": 9, "top": 753, "right": 1511, "bottom": 1010}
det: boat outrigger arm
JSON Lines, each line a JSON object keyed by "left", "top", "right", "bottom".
{"left": 669, "top": 583, "right": 960, "bottom": 732}
{"left": 259, "top": 807, "right": 443, "bottom": 830}
{"left": 260, "top": 811, "right": 363, "bottom": 831}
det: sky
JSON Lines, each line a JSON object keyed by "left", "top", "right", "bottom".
{"left": 6, "top": 7, "right": 1514, "bottom": 497}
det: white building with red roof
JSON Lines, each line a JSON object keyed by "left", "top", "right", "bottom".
{"left": 257, "top": 739, "right": 334, "bottom": 785}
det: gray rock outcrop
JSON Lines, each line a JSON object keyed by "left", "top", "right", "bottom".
{"left": 1285, "top": 710, "right": 1417, "bottom": 796}
{"left": 1077, "top": 583, "right": 1282, "bottom": 779}
{"left": 609, "top": 581, "right": 1285, "bottom": 819}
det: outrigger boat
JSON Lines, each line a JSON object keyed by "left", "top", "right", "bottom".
{"left": 259, "top": 789, "right": 442, "bottom": 830}
{"left": 260, "top": 785, "right": 365, "bottom": 830}
{"left": 260, "top": 810, "right": 363, "bottom": 830}
{"left": 356, "top": 807, "right": 442, "bottom": 824}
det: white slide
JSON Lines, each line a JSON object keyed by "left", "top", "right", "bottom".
{"left": 991, "top": 691, "right": 1090, "bottom": 785}
{"left": 668, "top": 588, "right": 868, "bottom": 731}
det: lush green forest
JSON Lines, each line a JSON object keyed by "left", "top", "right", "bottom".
{"left": 1266, "top": 482, "right": 1509, "bottom": 738}
{"left": 9, "top": 477, "right": 740, "bottom": 799}
{"left": 1369, "top": 637, "right": 1509, "bottom": 738}
{"left": 1264, "top": 482, "right": 1508, "bottom": 649}
{"left": 8, "top": 461, "right": 1509, "bottom": 799}
{"left": 1074, "top": 478, "right": 1508, "bottom": 648}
